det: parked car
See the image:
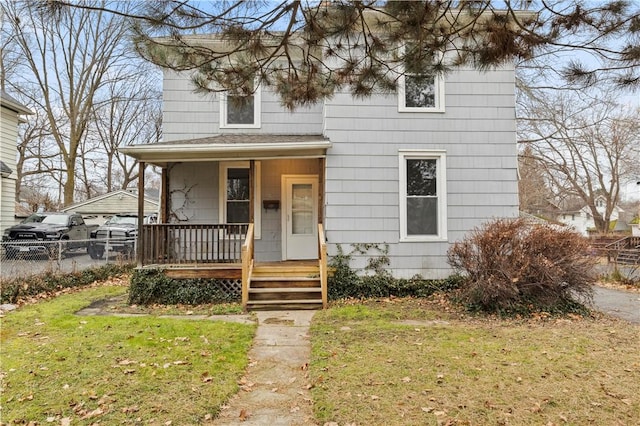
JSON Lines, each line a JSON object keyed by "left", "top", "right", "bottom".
{"left": 88, "top": 213, "right": 138, "bottom": 259}
{"left": 2, "top": 212, "right": 98, "bottom": 259}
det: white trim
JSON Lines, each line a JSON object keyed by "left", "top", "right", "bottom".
{"left": 119, "top": 141, "right": 331, "bottom": 164}
{"left": 219, "top": 85, "right": 262, "bottom": 129}
{"left": 281, "top": 174, "right": 319, "bottom": 260}
{"left": 397, "top": 72, "right": 445, "bottom": 113}
{"left": 398, "top": 150, "right": 447, "bottom": 242}
{"left": 218, "top": 161, "right": 261, "bottom": 239}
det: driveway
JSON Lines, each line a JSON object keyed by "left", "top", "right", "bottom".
{"left": 592, "top": 286, "right": 640, "bottom": 324}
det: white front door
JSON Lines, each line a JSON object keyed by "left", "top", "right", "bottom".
{"left": 282, "top": 175, "right": 318, "bottom": 260}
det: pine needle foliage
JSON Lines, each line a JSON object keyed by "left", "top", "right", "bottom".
{"left": 43, "top": 1, "right": 640, "bottom": 109}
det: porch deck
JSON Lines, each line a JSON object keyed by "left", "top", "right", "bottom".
{"left": 142, "top": 260, "right": 318, "bottom": 280}
{"left": 138, "top": 223, "right": 328, "bottom": 310}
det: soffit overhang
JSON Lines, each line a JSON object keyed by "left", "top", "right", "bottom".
{"left": 119, "top": 134, "right": 331, "bottom": 167}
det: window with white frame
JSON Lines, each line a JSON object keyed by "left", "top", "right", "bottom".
{"left": 220, "top": 82, "right": 261, "bottom": 128}
{"left": 397, "top": 46, "right": 445, "bottom": 112}
{"left": 219, "top": 162, "right": 261, "bottom": 238}
{"left": 398, "top": 72, "right": 444, "bottom": 112}
{"left": 399, "top": 150, "right": 447, "bottom": 240}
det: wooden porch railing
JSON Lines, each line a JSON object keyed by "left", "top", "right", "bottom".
{"left": 604, "top": 236, "right": 640, "bottom": 263}
{"left": 141, "top": 223, "right": 249, "bottom": 266}
{"left": 241, "top": 224, "right": 255, "bottom": 309}
{"left": 318, "top": 224, "right": 328, "bottom": 308}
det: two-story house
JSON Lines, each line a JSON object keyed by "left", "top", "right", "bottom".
{"left": 557, "top": 195, "right": 624, "bottom": 236}
{"left": 121, "top": 32, "right": 519, "bottom": 309}
{"left": 1, "top": 90, "right": 32, "bottom": 232}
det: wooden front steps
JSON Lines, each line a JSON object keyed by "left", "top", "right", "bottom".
{"left": 246, "top": 263, "right": 323, "bottom": 310}
{"left": 616, "top": 249, "right": 640, "bottom": 265}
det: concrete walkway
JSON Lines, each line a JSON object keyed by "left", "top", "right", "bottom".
{"left": 212, "top": 310, "right": 317, "bottom": 426}
{"left": 592, "top": 286, "right": 640, "bottom": 324}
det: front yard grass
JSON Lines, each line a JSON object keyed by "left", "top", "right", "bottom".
{"left": 0, "top": 285, "right": 255, "bottom": 424}
{"left": 310, "top": 297, "right": 640, "bottom": 425}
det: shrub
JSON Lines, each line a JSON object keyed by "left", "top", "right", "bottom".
{"left": 447, "top": 217, "right": 595, "bottom": 314}
{"left": 328, "top": 244, "right": 462, "bottom": 300}
{"left": 128, "top": 269, "right": 239, "bottom": 305}
{"left": 0, "top": 263, "right": 133, "bottom": 304}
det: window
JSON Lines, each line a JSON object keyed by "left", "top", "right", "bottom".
{"left": 225, "top": 168, "right": 250, "bottom": 223}
{"left": 219, "top": 162, "right": 261, "bottom": 238}
{"left": 397, "top": 46, "right": 445, "bottom": 112}
{"left": 220, "top": 83, "right": 261, "bottom": 128}
{"left": 398, "top": 72, "right": 444, "bottom": 112}
{"left": 399, "top": 150, "right": 447, "bottom": 241}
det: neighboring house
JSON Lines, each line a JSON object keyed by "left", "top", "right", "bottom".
{"left": 60, "top": 189, "right": 159, "bottom": 225}
{"left": 121, "top": 31, "right": 520, "bottom": 307}
{"left": 521, "top": 199, "right": 561, "bottom": 222}
{"left": 631, "top": 216, "right": 639, "bottom": 237}
{"left": 0, "top": 90, "right": 32, "bottom": 231}
{"left": 557, "top": 195, "right": 624, "bottom": 236}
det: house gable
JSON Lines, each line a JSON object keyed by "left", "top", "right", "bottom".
{"left": 61, "top": 189, "right": 159, "bottom": 224}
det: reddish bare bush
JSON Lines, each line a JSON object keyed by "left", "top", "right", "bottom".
{"left": 447, "top": 218, "right": 595, "bottom": 313}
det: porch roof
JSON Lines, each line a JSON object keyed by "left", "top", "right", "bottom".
{"left": 119, "top": 134, "right": 331, "bottom": 166}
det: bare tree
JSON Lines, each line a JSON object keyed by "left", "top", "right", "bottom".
{"left": 0, "top": 6, "right": 22, "bottom": 91}
{"left": 518, "top": 144, "right": 555, "bottom": 217}
{"left": 2, "top": 0, "right": 137, "bottom": 206}
{"left": 518, "top": 88, "right": 640, "bottom": 233}
{"left": 14, "top": 106, "right": 56, "bottom": 202}
{"left": 90, "top": 72, "right": 162, "bottom": 193}
{"left": 41, "top": 1, "right": 640, "bottom": 109}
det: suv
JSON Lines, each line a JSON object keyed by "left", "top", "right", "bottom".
{"left": 88, "top": 214, "right": 138, "bottom": 259}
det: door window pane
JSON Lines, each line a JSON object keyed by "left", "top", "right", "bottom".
{"left": 292, "top": 211, "right": 313, "bottom": 234}
{"left": 292, "top": 183, "right": 313, "bottom": 235}
{"left": 292, "top": 184, "right": 312, "bottom": 209}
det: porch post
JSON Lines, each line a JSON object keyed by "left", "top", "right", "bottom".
{"left": 249, "top": 160, "right": 255, "bottom": 223}
{"left": 160, "top": 166, "right": 169, "bottom": 223}
{"left": 318, "top": 157, "right": 325, "bottom": 224}
{"left": 137, "top": 161, "right": 145, "bottom": 267}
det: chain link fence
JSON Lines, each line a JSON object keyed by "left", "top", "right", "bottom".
{"left": 0, "top": 237, "right": 136, "bottom": 281}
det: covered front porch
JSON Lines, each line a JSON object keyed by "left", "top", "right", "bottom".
{"left": 120, "top": 134, "right": 331, "bottom": 309}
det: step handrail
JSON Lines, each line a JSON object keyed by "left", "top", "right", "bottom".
{"left": 241, "top": 223, "right": 255, "bottom": 310}
{"left": 318, "top": 223, "right": 328, "bottom": 308}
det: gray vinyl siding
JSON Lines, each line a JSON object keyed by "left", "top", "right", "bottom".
{"left": 161, "top": 64, "right": 519, "bottom": 278}
{"left": 323, "top": 66, "right": 519, "bottom": 279}
{"left": 168, "top": 162, "right": 220, "bottom": 223}
{"left": 162, "top": 70, "right": 324, "bottom": 142}
{"left": 1, "top": 107, "right": 19, "bottom": 230}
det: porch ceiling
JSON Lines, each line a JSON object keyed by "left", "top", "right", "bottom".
{"left": 119, "top": 134, "right": 331, "bottom": 166}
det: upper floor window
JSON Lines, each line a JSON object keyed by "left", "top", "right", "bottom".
{"left": 399, "top": 150, "right": 447, "bottom": 241}
{"left": 398, "top": 72, "right": 445, "bottom": 113}
{"left": 220, "top": 82, "right": 261, "bottom": 129}
{"left": 398, "top": 46, "right": 445, "bottom": 113}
